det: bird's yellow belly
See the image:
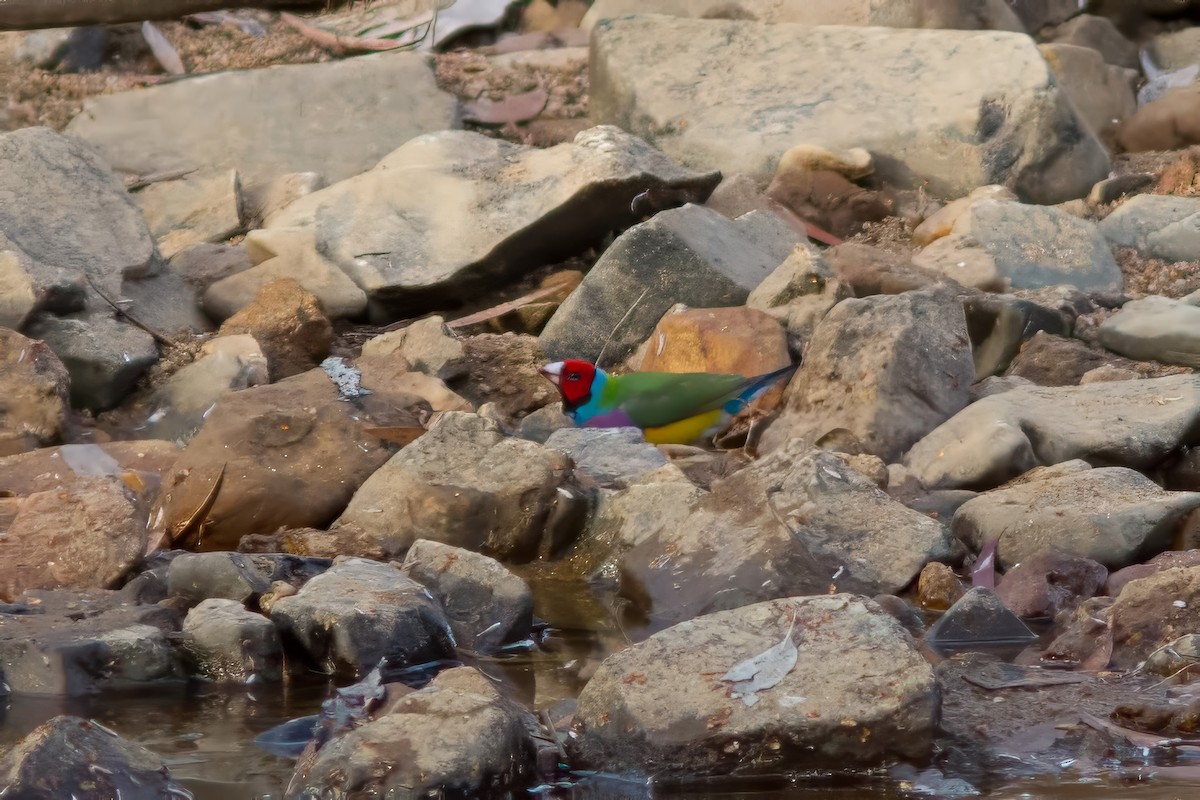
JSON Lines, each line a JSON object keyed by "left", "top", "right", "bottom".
{"left": 642, "top": 409, "right": 725, "bottom": 445}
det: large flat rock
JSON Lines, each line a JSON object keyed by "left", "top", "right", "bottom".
{"left": 590, "top": 16, "right": 1110, "bottom": 202}
{"left": 65, "top": 52, "right": 460, "bottom": 192}
{"left": 582, "top": 0, "right": 1023, "bottom": 30}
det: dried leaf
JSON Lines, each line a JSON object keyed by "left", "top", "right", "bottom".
{"left": 462, "top": 88, "right": 548, "bottom": 126}
{"left": 281, "top": 12, "right": 425, "bottom": 54}
{"left": 141, "top": 21, "right": 186, "bottom": 76}
{"left": 719, "top": 615, "right": 798, "bottom": 707}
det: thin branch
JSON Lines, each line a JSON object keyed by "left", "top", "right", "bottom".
{"left": 85, "top": 273, "right": 174, "bottom": 346}
{"left": 595, "top": 287, "right": 649, "bottom": 367}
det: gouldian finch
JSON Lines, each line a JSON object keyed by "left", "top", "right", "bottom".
{"left": 539, "top": 360, "right": 798, "bottom": 445}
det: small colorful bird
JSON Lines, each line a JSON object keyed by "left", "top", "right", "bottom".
{"left": 539, "top": 359, "right": 798, "bottom": 445}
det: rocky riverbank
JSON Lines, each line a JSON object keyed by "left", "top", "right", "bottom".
{"left": 9, "top": 1, "right": 1200, "bottom": 797}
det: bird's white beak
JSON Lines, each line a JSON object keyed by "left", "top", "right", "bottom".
{"left": 539, "top": 361, "right": 564, "bottom": 386}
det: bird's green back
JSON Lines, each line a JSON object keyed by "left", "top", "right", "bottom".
{"left": 600, "top": 371, "right": 756, "bottom": 428}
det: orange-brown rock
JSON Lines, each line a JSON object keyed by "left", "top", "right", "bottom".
{"left": 0, "top": 329, "right": 71, "bottom": 457}
{"left": 218, "top": 278, "right": 332, "bottom": 379}
{"left": 636, "top": 305, "right": 790, "bottom": 376}
{"left": 767, "top": 165, "right": 891, "bottom": 239}
{"left": 916, "top": 561, "right": 966, "bottom": 611}
{"left": 1116, "top": 85, "right": 1200, "bottom": 153}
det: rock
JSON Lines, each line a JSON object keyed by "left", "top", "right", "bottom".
{"left": 153, "top": 368, "right": 411, "bottom": 551}
{"left": 290, "top": 666, "right": 536, "bottom": 797}
{"left": 1, "top": 478, "right": 148, "bottom": 601}
{"left": 166, "top": 551, "right": 273, "bottom": 607}
{"left": 0, "top": 243, "right": 37, "bottom": 330}
{"left": 916, "top": 562, "right": 966, "bottom": 611}
{"left": 361, "top": 316, "right": 466, "bottom": 381}
{"left": 1006, "top": 0, "right": 1078, "bottom": 31}
{"left": 1038, "top": 43, "right": 1137, "bottom": 143}
{"left": 540, "top": 204, "right": 800, "bottom": 365}
{"left": 450, "top": 333, "right": 557, "bottom": 422}
{"left": 582, "top": 0, "right": 1022, "bottom": 30}
{"left": 1117, "top": 85, "right": 1200, "bottom": 152}
{"left": 619, "top": 445, "right": 956, "bottom": 624}
{"left": 137, "top": 169, "right": 244, "bottom": 258}
{"left": 1050, "top": 15, "right": 1139, "bottom": 70}
{"left": 1089, "top": 173, "right": 1155, "bottom": 207}
{"left": 946, "top": 200, "right": 1122, "bottom": 292}
{"left": 827, "top": 242, "right": 944, "bottom": 297}
{"left": 1099, "top": 295, "right": 1200, "bottom": 367}
{"left": 1005, "top": 332, "right": 1109, "bottom": 386}
{"left": 0, "top": 715, "right": 189, "bottom": 798}
{"left": 766, "top": 153, "right": 891, "bottom": 239}
{"left": 514, "top": 403, "right": 574, "bottom": 443}
{"left": 746, "top": 245, "right": 847, "bottom": 348}
{"left": 544, "top": 427, "right": 671, "bottom": 489}
{"left": 118, "top": 267, "right": 213, "bottom": 338}
{"left": 633, "top": 304, "right": 791, "bottom": 376}
{"left": 180, "top": 598, "right": 283, "bottom": 682}
{"left": 703, "top": 173, "right": 809, "bottom": 237}
{"left": 333, "top": 412, "right": 583, "bottom": 562}
{"left": 400, "top": 539, "right": 534, "bottom": 652}
{"left": 964, "top": 293, "right": 1075, "bottom": 379}
{"left": 204, "top": 226, "right": 368, "bottom": 321}
{"left": 1139, "top": 63, "right": 1200, "bottom": 107}
{"left": 912, "top": 234, "right": 1006, "bottom": 291}
{"left": 24, "top": 311, "right": 158, "bottom": 411}
{"left": 1144, "top": 634, "right": 1200, "bottom": 677}
{"left": 217, "top": 278, "right": 332, "bottom": 379}
{"left": 0, "top": 589, "right": 180, "bottom": 694}
{"left": 570, "top": 595, "right": 938, "bottom": 776}
{"left": 270, "top": 557, "right": 454, "bottom": 676}
{"left": 590, "top": 17, "right": 1108, "bottom": 202}
{"left": 952, "top": 467, "right": 1200, "bottom": 569}
{"left": 0, "top": 328, "right": 70, "bottom": 456}
{"left": 911, "top": 185, "right": 1017, "bottom": 247}
{"left": 66, "top": 52, "right": 460, "bottom": 193}
{"left": 905, "top": 374, "right": 1200, "bottom": 489}
{"left": 0, "top": 440, "right": 180, "bottom": 498}
{"left": 0, "top": 127, "right": 157, "bottom": 303}
{"left": 1107, "top": 550, "right": 1200, "bottom": 596}
{"left": 995, "top": 552, "right": 1107, "bottom": 619}
{"left": 267, "top": 126, "right": 721, "bottom": 317}
{"left": 1099, "top": 194, "right": 1200, "bottom": 262}
{"left": 1148, "top": 26, "right": 1200, "bottom": 72}
{"left": 924, "top": 587, "right": 1036, "bottom": 653}
{"left": 253, "top": 171, "right": 325, "bottom": 227}
{"left": 169, "top": 242, "right": 254, "bottom": 291}
{"left": 761, "top": 289, "right": 973, "bottom": 462}
{"left": 144, "top": 333, "right": 269, "bottom": 443}
{"left": 1109, "top": 567, "right": 1200, "bottom": 669}
{"left": 355, "top": 353, "right": 473, "bottom": 414}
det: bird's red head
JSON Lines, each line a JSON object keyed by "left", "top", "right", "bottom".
{"left": 539, "top": 359, "right": 597, "bottom": 407}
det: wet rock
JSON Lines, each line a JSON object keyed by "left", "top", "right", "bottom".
{"left": 995, "top": 552, "right": 1107, "bottom": 619}
{"left": 169, "top": 242, "right": 254, "bottom": 292}
{"left": 268, "top": 126, "right": 721, "bottom": 316}
{"left": 916, "top": 562, "right": 966, "bottom": 612}
{"left": 924, "top": 587, "right": 1036, "bottom": 653}
{"left": 24, "top": 310, "right": 158, "bottom": 412}
{"left": 944, "top": 200, "right": 1122, "bottom": 292}
{"left": 361, "top": 316, "right": 466, "bottom": 381}
{"left": 180, "top": 598, "right": 283, "bottom": 682}
{"left": 590, "top": 17, "right": 1108, "bottom": 202}
{"left": 216, "top": 278, "right": 332, "bottom": 380}
{"left": 1143, "top": 634, "right": 1200, "bottom": 678}
{"left": 449, "top": 333, "right": 557, "bottom": 422}
{"left": 1099, "top": 194, "right": 1200, "bottom": 262}
{"left": 761, "top": 288, "right": 973, "bottom": 462}
{"left": 0, "top": 589, "right": 180, "bottom": 694}
{"left": 540, "top": 204, "right": 800, "bottom": 365}
{"left": 290, "top": 666, "right": 536, "bottom": 797}
{"left": 333, "top": 412, "right": 583, "bottom": 562}
{"left": 1098, "top": 295, "right": 1200, "bottom": 368}
{"left": 66, "top": 52, "right": 460, "bottom": 193}
{"left": 1041, "top": 596, "right": 1114, "bottom": 669}
{"left": 270, "top": 556, "right": 454, "bottom": 676}
{"left": 0, "top": 715, "right": 189, "bottom": 799}
{"left": 137, "top": 169, "right": 244, "bottom": 259}
{"left": 571, "top": 595, "right": 938, "bottom": 776}
{"left": 633, "top": 304, "right": 791, "bottom": 377}
{"left": 166, "top": 551, "right": 273, "bottom": 607}
{"left": 0, "top": 127, "right": 157, "bottom": 304}
{"left": 911, "top": 185, "right": 1017, "bottom": 247}
{"left": 905, "top": 374, "right": 1200, "bottom": 489}
{"left": 400, "top": 539, "right": 534, "bottom": 652}
{"left": 1, "top": 478, "right": 148, "bottom": 601}
{"left": 620, "top": 445, "right": 956, "bottom": 624}
{"left": 544, "top": 427, "right": 672, "bottom": 489}
{"left": 952, "top": 467, "right": 1200, "bottom": 570}
{"left": 1116, "top": 86, "right": 1200, "bottom": 152}
{"left": 204, "top": 226, "right": 368, "bottom": 321}
{"left": 582, "top": 0, "right": 1022, "bottom": 30}
{"left": 153, "top": 368, "right": 407, "bottom": 551}
{"left": 1050, "top": 15, "right": 1139, "bottom": 70}
{"left": 237, "top": 527, "right": 388, "bottom": 562}
{"left": 1107, "top": 550, "right": 1200, "bottom": 597}
{"left": 1109, "top": 566, "right": 1200, "bottom": 669}
{"left": 1038, "top": 43, "right": 1136, "bottom": 143}
{"left": 0, "top": 328, "right": 70, "bottom": 456}
{"left": 1005, "top": 332, "right": 1109, "bottom": 386}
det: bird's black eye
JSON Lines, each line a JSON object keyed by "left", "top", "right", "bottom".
{"left": 567, "top": 372, "right": 581, "bottom": 381}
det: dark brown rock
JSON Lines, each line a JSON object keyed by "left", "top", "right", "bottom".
{"left": 218, "top": 277, "right": 332, "bottom": 379}
{"left": 1005, "top": 332, "right": 1110, "bottom": 386}
{"left": 995, "top": 551, "right": 1107, "bottom": 619}
{"left": 826, "top": 242, "right": 944, "bottom": 297}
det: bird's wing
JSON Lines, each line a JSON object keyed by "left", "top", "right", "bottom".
{"left": 606, "top": 371, "right": 762, "bottom": 428}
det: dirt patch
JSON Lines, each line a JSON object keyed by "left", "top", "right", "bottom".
{"left": 1114, "top": 246, "right": 1200, "bottom": 299}
{"left": 848, "top": 216, "right": 918, "bottom": 258}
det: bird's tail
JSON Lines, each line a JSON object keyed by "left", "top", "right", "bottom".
{"left": 723, "top": 362, "right": 800, "bottom": 413}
